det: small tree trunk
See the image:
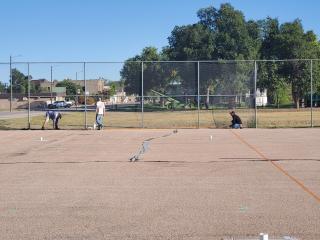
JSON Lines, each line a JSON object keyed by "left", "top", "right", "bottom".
{"left": 206, "top": 87, "right": 210, "bottom": 110}
{"left": 292, "top": 85, "right": 299, "bottom": 110}
{"left": 160, "top": 97, "right": 165, "bottom": 108}
{"left": 295, "top": 97, "right": 300, "bottom": 110}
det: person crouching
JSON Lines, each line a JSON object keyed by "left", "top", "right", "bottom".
{"left": 229, "top": 111, "right": 243, "bottom": 129}
{"left": 42, "top": 110, "right": 62, "bottom": 130}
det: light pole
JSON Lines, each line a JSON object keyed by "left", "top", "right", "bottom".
{"left": 50, "top": 65, "right": 59, "bottom": 104}
{"left": 76, "top": 88, "right": 80, "bottom": 110}
{"left": 76, "top": 70, "right": 83, "bottom": 81}
{"left": 10, "top": 56, "right": 12, "bottom": 112}
{"left": 9, "top": 54, "right": 22, "bottom": 112}
{"left": 50, "top": 66, "right": 53, "bottom": 104}
{"left": 28, "top": 63, "right": 31, "bottom": 129}
{"left": 75, "top": 70, "right": 83, "bottom": 108}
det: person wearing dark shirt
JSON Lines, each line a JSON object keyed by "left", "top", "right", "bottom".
{"left": 229, "top": 111, "right": 242, "bottom": 129}
{"left": 41, "top": 110, "right": 62, "bottom": 130}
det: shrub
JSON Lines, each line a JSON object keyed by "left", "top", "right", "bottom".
{"left": 78, "top": 96, "right": 96, "bottom": 105}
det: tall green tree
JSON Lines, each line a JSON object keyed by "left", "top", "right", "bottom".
{"left": 121, "top": 47, "right": 172, "bottom": 95}
{"left": 276, "top": 20, "right": 320, "bottom": 108}
{"left": 260, "top": 18, "right": 280, "bottom": 59}
{"left": 56, "top": 79, "right": 82, "bottom": 96}
{"left": 257, "top": 17, "right": 320, "bottom": 108}
{"left": 164, "top": 24, "right": 215, "bottom": 98}
{"left": 109, "top": 83, "right": 116, "bottom": 96}
{"left": 197, "top": 3, "right": 260, "bottom": 60}
{"left": 0, "top": 82, "right": 6, "bottom": 93}
{"left": 258, "top": 18, "right": 285, "bottom": 106}
{"left": 11, "top": 68, "right": 30, "bottom": 94}
{"left": 121, "top": 3, "right": 320, "bottom": 110}
{"left": 165, "top": 9, "right": 214, "bottom": 104}
{"left": 8, "top": 69, "right": 39, "bottom": 95}
{"left": 258, "top": 61, "right": 290, "bottom": 107}
{"left": 315, "top": 60, "right": 320, "bottom": 95}
{"left": 196, "top": 4, "right": 260, "bottom": 105}
{"left": 165, "top": 24, "right": 215, "bottom": 60}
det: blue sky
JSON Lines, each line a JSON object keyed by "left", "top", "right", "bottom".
{"left": 0, "top": 0, "right": 319, "bottom": 81}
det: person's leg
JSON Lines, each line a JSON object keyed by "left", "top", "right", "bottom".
{"left": 96, "top": 114, "right": 103, "bottom": 130}
{"left": 233, "top": 123, "right": 240, "bottom": 129}
{"left": 95, "top": 114, "right": 99, "bottom": 129}
{"left": 54, "top": 118, "right": 60, "bottom": 129}
{"left": 96, "top": 114, "right": 100, "bottom": 129}
{"left": 100, "top": 115, "right": 104, "bottom": 129}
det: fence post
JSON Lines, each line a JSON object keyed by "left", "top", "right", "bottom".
{"left": 28, "top": 63, "right": 31, "bottom": 129}
{"left": 9, "top": 56, "right": 12, "bottom": 112}
{"left": 50, "top": 66, "right": 53, "bottom": 104}
{"left": 84, "top": 62, "right": 87, "bottom": 129}
{"left": 141, "top": 61, "right": 144, "bottom": 128}
{"left": 197, "top": 61, "right": 200, "bottom": 129}
{"left": 254, "top": 61, "right": 258, "bottom": 128}
{"left": 311, "top": 59, "right": 313, "bottom": 128}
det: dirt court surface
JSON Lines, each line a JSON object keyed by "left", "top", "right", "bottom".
{"left": 0, "top": 129, "right": 319, "bottom": 240}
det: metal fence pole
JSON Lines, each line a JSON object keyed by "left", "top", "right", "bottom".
{"left": 28, "top": 63, "right": 31, "bottom": 129}
{"left": 10, "top": 56, "right": 12, "bottom": 112}
{"left": 254, "top": 61, "right": 258, "bottom": 128}
{"left": 50, "top": 66, "right": 53, "bottom": 104}
{"left": 197, "top": 61, "right": 200, "bottom": 129}
{"left": 141, "top": 62, "right": 144, "bottom": 128}
{"left": 84, "top": 62, "right": 87, "bottom": 129}
{"left": 311, "top": 59, "right": 313, "bottom": 128}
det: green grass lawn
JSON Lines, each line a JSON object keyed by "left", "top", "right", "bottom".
{"left": 0, "top": 108, "right": 319, "bottom": 129}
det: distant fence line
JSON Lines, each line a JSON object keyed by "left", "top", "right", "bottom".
{"left": 0, "top": 59, "right": 319, "bottom": 129}
{"left": 1, "top": 59, "right": 320, "bottom": 64}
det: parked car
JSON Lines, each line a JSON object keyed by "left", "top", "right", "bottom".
{"left": 48, "top": 101, "right": 72, "bottom": 109}
{"left": 65, "top": 100, "right": 75, "bottom": 106}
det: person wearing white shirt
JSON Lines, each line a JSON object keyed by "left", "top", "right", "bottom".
{"left": 95, "top": 97, "right": 105, "bottom": 130}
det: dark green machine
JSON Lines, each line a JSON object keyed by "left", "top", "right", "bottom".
{"left": 151, "top": 90, "right": 181, "bottom": 109}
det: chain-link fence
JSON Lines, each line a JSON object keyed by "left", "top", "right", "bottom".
{"left": 0, "top": 60, "right": 318, "bottom": 129}
{"left": 256, "top": 59, "right": 320, "bottom": 128}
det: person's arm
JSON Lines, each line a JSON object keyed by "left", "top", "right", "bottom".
{"left": 236, "top": 115, "right": 243, "bottom": 128}
{"left": 41, "top": 120, "right": 46, "bottom": 129}
{"left": 231, "top": 116, "right": 235, "bottom": 125}
{"left": 41, "top": 116, "right": 49, "bottom": 129}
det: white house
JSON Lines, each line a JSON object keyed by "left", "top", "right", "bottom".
{"left": 256, "top": 89, "right": 268, "bottom": 107}
{"left": 109, "top": 90, "right": 127, "bottom": 104}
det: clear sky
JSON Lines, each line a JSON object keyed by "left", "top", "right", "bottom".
{"left": 0, "top": 0, "right": 319, "bottom": 81}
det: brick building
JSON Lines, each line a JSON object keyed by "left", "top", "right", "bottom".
{"left": 31, "top": 78, "right": 106, "bottom": 95}
{"left": 70, "top": 79, "right": 105, "bottom": 94}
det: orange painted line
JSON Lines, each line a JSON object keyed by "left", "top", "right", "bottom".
{"left": 230, "top": 130, "right": 320, "bottom": 204}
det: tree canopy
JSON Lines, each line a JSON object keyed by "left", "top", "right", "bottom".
{"left": 120, "top": 3, "right": 320, "bottom": 108}
{"left": 56, "top": 79, "right": 82, "bottom": 96}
